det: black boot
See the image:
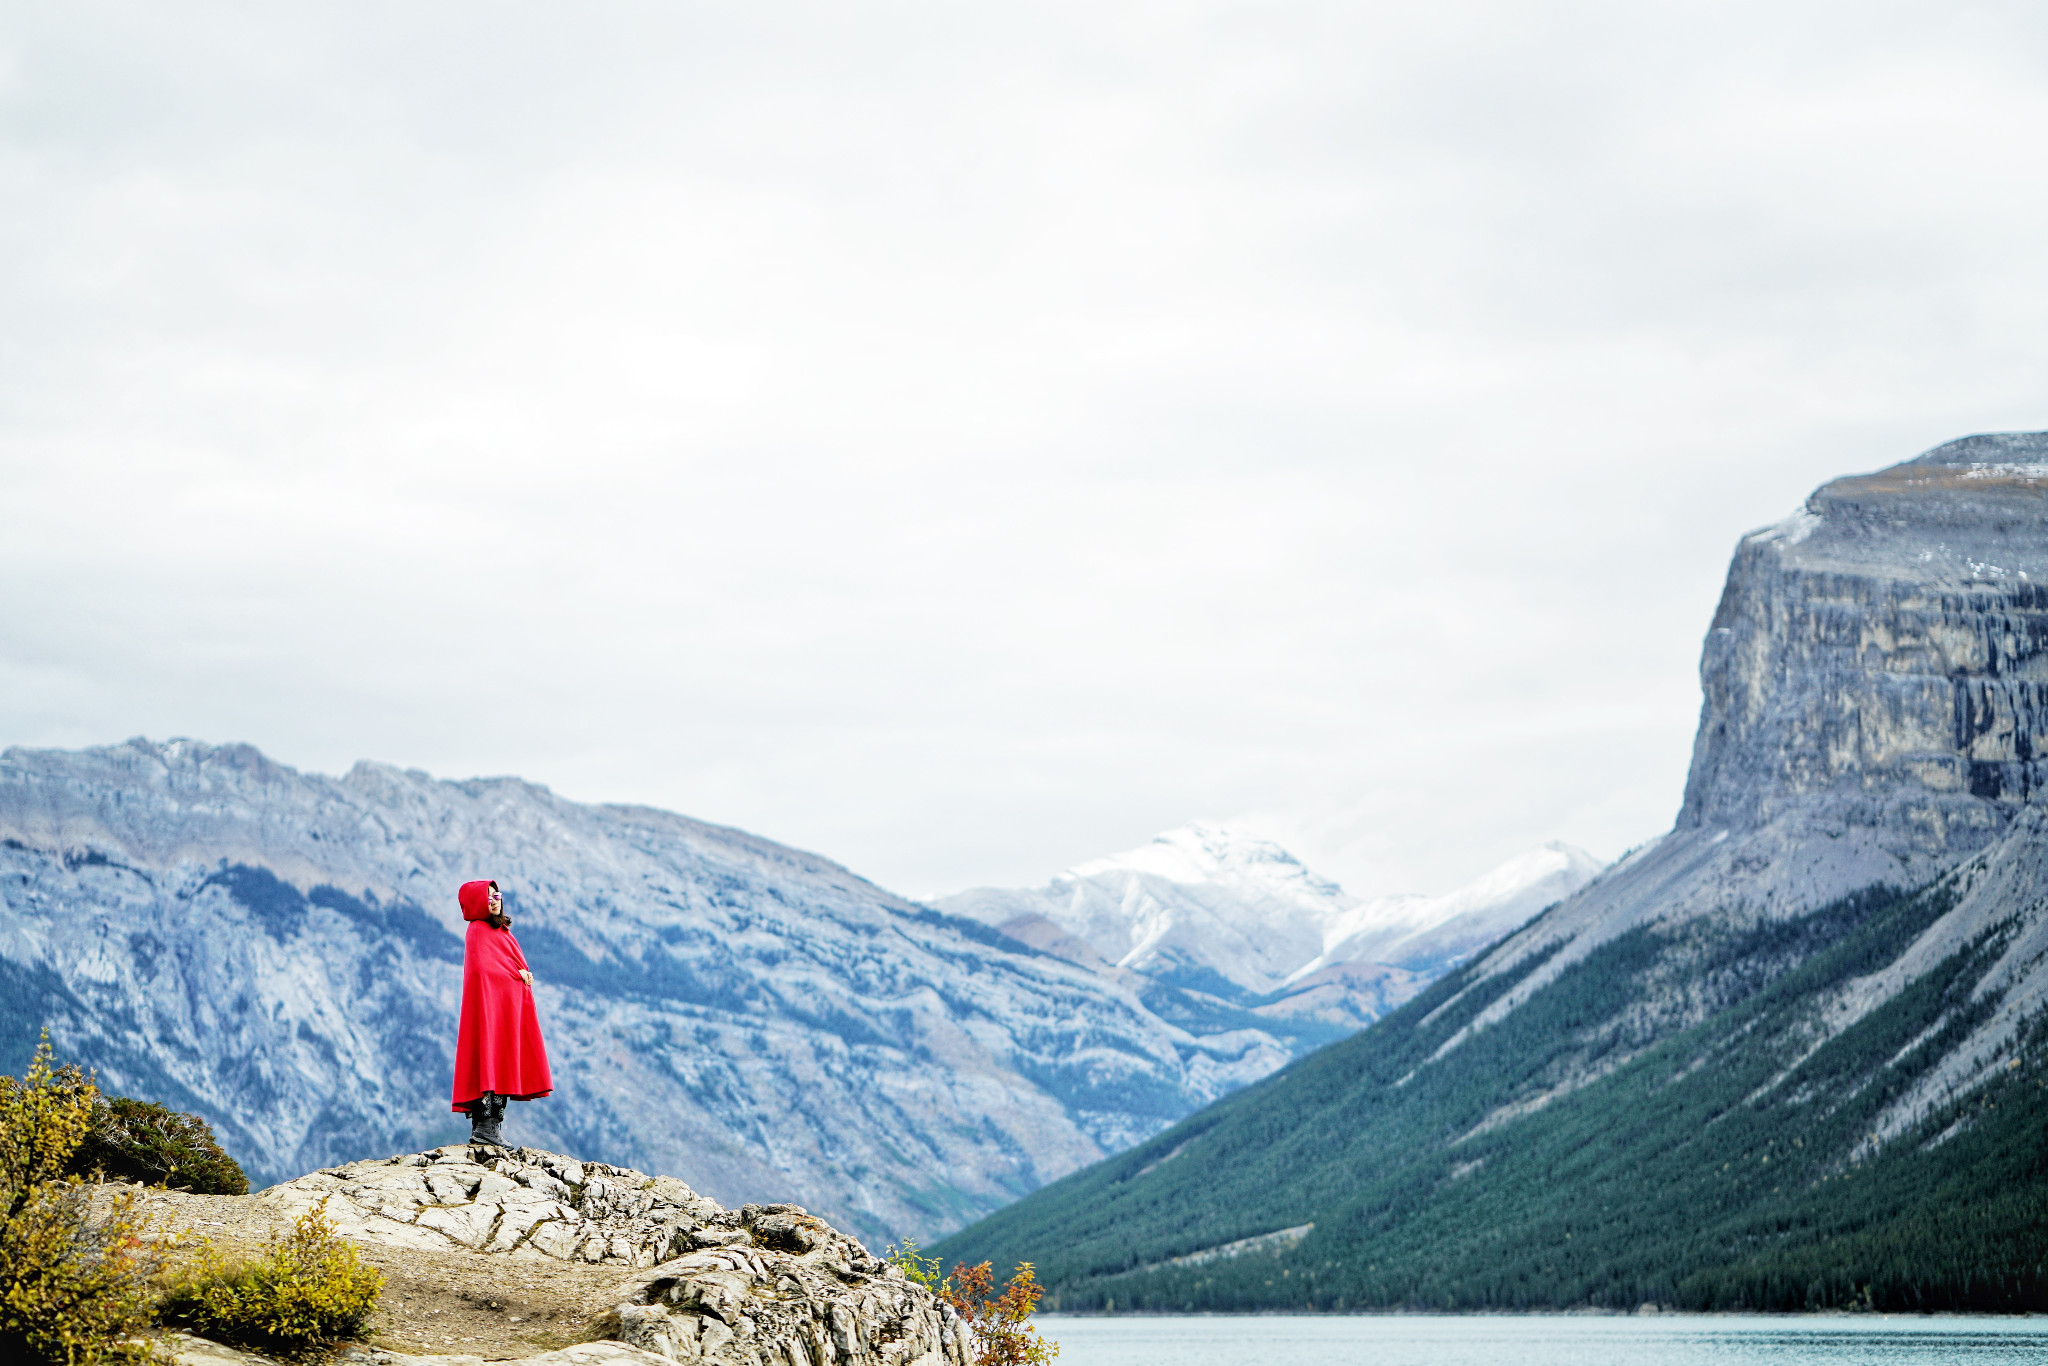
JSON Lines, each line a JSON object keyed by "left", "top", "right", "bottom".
{"left": 468, "top": 1092, "right": 507, "bottom": 1148}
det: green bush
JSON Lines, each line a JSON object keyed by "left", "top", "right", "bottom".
{"left": 884, "top": 1236, "right": 952, "bottom": 1295}
{"left": 74, "top": 1098, "right": 246, "bottom": 1196}
{"left": 0, "top": 1038, "right": 163, "bottom": 1365}
{"left": 157, "top": 1199, "right": 382, "bottom": 1357}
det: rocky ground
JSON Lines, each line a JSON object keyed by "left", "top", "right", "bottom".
{"left": 129, "top": 1144, "right": 969, "bottom": 1365}
{"left": 170, "top": 1336, "right": 657, "bottom": 1365}
{"left": 140, "top": 1184, "right": 627, "bottom": 1358}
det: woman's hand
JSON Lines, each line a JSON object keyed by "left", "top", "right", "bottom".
{"left": 519, "top": 969, "right": 535, "bottom": 987}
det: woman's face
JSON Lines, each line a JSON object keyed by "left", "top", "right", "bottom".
{"left": 488, "top": 886, "right": 503, "bottom": 916}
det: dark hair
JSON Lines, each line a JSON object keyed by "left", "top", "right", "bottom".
{"left": 486, "top": 911, "right": 513, "bottom": 930}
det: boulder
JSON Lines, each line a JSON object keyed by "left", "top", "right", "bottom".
{"left": 260, "top": 1146, "right": 970, "bottom": 1366}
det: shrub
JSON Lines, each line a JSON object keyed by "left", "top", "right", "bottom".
{"left": 947, "top": 1261, "right": 1057, "bottom": 1366}
{"left": 157, "top": 1198, "right": 382, "bottom": 1357}
{"left": 885, "top": 1241, "right": 1057, "bottom": 1365}
{"left": 0, "top": 1038, "right": 164, "bottom": 1365}
{"left": 74, "top": 1098, "right": 246, "bottom": 1196}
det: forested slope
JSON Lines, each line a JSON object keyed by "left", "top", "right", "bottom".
{"left": 938, "top": 873, "right": 2048, "bottom": 1311}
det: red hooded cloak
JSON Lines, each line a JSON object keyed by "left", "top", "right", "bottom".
{"left": 450, "top": 879, "right": 553, "bottom": 1111}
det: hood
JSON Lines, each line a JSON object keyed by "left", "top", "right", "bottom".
{"left": 458, "top": 879, "right": 499, "bottom": 922}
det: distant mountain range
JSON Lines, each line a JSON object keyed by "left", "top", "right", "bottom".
{"left": 935, "top": 432, "right": 2048, "bottom": 1313}
{"left": 939, "top": 825, "right": 1600, "bottom": 1032}
{"left": 0, "top": 743, "right": 1585, "bottom": 1245}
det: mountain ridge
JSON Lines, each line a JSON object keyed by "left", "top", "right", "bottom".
{"left": 937, "top": 824, "right": 1600, "bottom": 1030}
{"left": 0, "top": 737, "right": 1289, "bottom": 1244}
{"left": 0, "top": 736, "right": 1585, "bottom": 1248}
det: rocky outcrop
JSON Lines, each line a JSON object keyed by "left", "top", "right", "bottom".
{"left": 263, "top": 1145, "right": 966, "bottom": 1366}
{"left": 1682, "top": 430, "right": 2048, "bottom": 846}
{"left": 609, "top": 1241, "right": 965, "bottom": 1366}
{"left": 268, "top": 1146, "right": 721, "bottom": 1267}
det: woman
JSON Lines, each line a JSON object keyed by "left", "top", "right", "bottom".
{"left": 451, "top": 879, "right": 552, "bottom": 1146}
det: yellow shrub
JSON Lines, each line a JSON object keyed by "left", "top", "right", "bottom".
{"left": 157, "top": 1199, "right": 382, "bottom": 1357}
{"left": 886, "top": 1243, "right": 1059, "bottom": 1366}
{"left": 946, "top": 1261, "right": 1058, "bottom": 1366}
{"left": 0, "top": 1037, "right": 165, "bottom": 1365}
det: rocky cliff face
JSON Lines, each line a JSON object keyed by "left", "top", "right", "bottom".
{"left": 0, "top": 740, "right": 1301, "bottom": 1243}
{"left": 1429, "top": 431, "right": 2048, "bottom": 1128}
{"left": 1684, "top": 430, "right": 2048, "bottom": 846}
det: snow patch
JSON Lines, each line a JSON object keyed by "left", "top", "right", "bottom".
{"left": 1960, "top": 462, "right": 2048, "bottom": 481}
{"left": 1751, "top": 508, "right": 1823, "bottom": 545}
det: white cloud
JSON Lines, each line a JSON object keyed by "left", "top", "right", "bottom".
{"left": 3, "top": 1, "right": 2045, "bottom": 897}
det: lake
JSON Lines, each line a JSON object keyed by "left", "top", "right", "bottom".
{"left": 1033, "top": 1313, "right": 2048, "bottom": 1364}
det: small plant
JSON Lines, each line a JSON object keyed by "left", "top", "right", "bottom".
{"left": 946, "top": 1261, "right": 1058, "bottom": 1366}
{"left": 157, "top": 1199, "right": 382, "bottom": 1358}
{"left": 74, "top": 1098, "right": 246, "bottom": 1196}
{"left": 0, "top": 1036, "right": 164, "bottom": 1365}
{"left": 884, "top": 1236, "right": 952, "bottom": 1295}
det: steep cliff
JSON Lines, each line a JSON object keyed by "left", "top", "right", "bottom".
{"left": 1429, "top": 431, "right": 2048, "bottom": 1087}
{"left": 1687, "top": 433, "right": 2048, "bottom": 830}
{"left": 936, "top": 432, "right": 2048, "bottom": 1312}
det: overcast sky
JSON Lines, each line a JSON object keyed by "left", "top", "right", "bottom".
{"left": 3, "top": 2, "right": 2045, "bottom": 899}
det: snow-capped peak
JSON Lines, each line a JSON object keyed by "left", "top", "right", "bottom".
{"left": 941, "top": 826, "right": 1604, "bottom": 1007}
{"left": 937, "top": 824, "right": 1352, "bottom": 998}
{"left": 1067, "top": 823, "right": 1348, "bottom": 910}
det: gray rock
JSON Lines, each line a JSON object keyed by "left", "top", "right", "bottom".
{"left": 164, "top": 1333, "right": 288, "bottom": 1366}
{"left": 333, "top": 1343, "right": 667, "bottom": 1366}
{"left": 166, "top": 1335, "right": 667, "bottom": 1366}
{"left": 264, "top": 1145, "right": 964, "bottom": 1366}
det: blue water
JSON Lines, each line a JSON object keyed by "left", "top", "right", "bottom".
{"left": 1034, "top": 1313, "right": 2048, "bottom": 1365}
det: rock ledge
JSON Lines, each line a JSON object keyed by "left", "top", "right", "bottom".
{"left": 260, "top": 1145, "right": 967, "bottom": 1365}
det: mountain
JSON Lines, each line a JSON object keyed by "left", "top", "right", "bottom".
{"left": 934, "top": 431, "right": 2048, "bottom": 1313}
{"left": 0, "top": 739, "right": 1307, "bottom": 1245}
{"left": 937, "top": 825, "right": 1600, "bottom": 1031}
{"left": 938, "top": 825, "right": 1353, "bottom": 998}
{"left": 1289, "top": 840, "right": 1606, "bottom": 980}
